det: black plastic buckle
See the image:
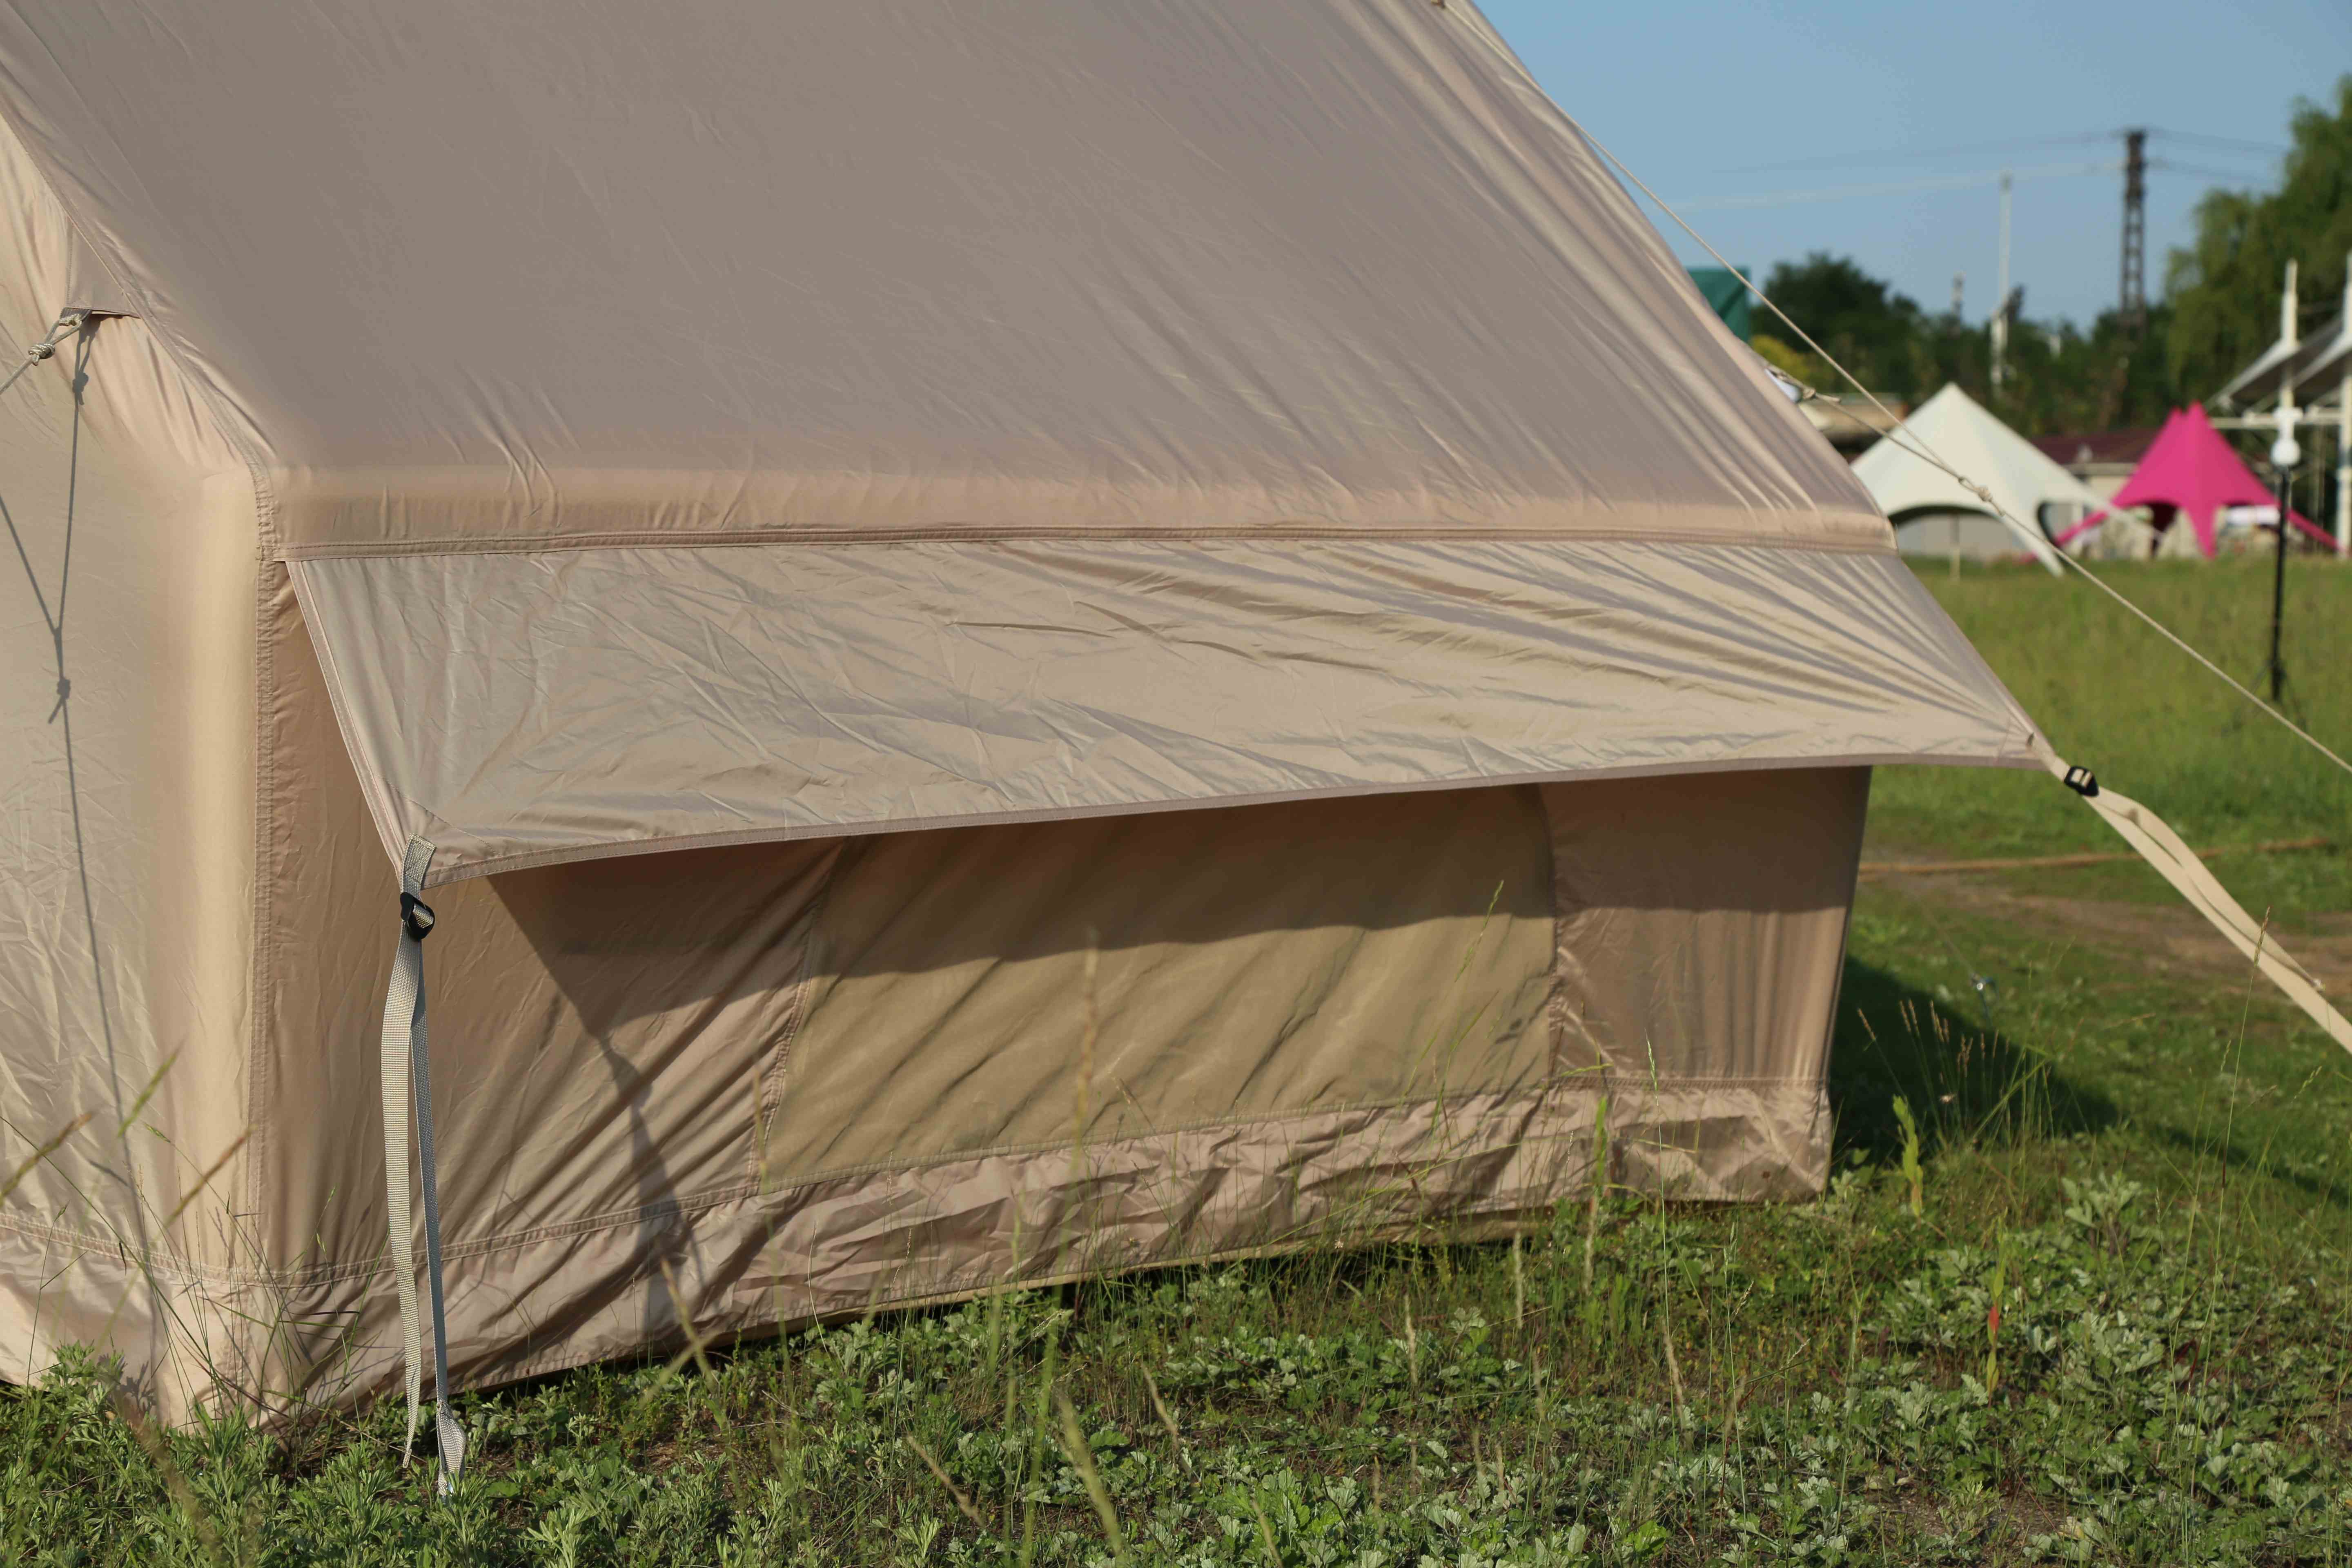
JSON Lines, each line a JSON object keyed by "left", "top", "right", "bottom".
{"left": 2062, "top": 765, "right": 2099, "bottom": 798}
{"left": 400, "top": 891, "right": 437, "bottom": 941}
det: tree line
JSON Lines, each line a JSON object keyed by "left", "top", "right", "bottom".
{"left": 1749, "top": 77, "right": 2351, "bottom": 439}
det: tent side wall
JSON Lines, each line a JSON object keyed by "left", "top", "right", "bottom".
{"left": 255, "top": 613, "right": 1867, "bottom": 1409}
{"left": 0, "top": 118, "right": 268, "bottom": 1411}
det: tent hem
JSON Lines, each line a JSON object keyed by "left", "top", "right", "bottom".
{"left": 394, "top": 1076, "right": 1830, "bottom": 1401}
{"left": 0, "top": 1073, "right": 1825, "bottom": 1293}
{"left": 416, "top": 748, "right": 2041, "bottom": 889}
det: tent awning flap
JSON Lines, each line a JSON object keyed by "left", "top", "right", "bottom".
{"left": 289, "top": 539, "right": 2038, "bottom": 884}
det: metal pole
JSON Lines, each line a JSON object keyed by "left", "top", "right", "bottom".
{"left": 1998, "top": 172, "right": 2011, "bottom": 318}
{"left": 2271, "top": 456, "right": 2292, "bottom": 700}
{"left": 2271, "top": 280, "right": 2302, "bottom": 697}
{"left": 2270, "top": 261, "right": 2301, "bottom": 693}
{"left": 2337, "top": 253, "right": 2350, "bottom": 557}
{"left": 1990, "top": 172, "right": 2012, "bottom": 395}
{"left": 2119, "top": 129, "right": 2147, "bottom": 334}
{"left": 2338, "top": 368, "right": 2350, "bottom": 558}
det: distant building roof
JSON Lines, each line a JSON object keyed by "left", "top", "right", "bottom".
{"left": 2029, "top": 428, "right": 2160, "bottom": 472}
{"left": 1687, "top": 266, "right": 1754, "bottom": 341}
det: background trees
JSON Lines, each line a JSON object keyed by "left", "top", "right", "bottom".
{"left": 2167, "top": 77, "right": 2352, "bottom": 401}
{"left": 1749, "top": 76, "right": 2350, "bottom": 439}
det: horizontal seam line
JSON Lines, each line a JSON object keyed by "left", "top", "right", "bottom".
{"left": 275, "top": 527, "right": 1896, "bottom": 562}
{"left": 417, "top": 748, "right": 2036, "bottom": 887}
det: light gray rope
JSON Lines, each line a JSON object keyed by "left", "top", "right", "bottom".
{"left": 1437, "top": 2, "right": 2352, "bottom": 783}
{"left": 1561, "top": 119, "right": 2352, "bottom": 784}
{"left": 2, "top": 312, "right": 95, "bottom": 723}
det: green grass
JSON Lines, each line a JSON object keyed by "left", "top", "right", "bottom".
{"left": 7, "top": 561, "right": 2352, "bottom": 1567}
{"left": 1870, "top": 558, "right": 2352, "bottom": 924}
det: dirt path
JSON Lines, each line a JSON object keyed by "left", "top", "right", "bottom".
{"left": 1866, "top": 872, "right": 2352, "bottom": 993}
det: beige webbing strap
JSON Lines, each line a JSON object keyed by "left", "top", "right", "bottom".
{"left": 2041, "top": 747, "right": 2352, "bottom": 1055}
{"left": 408, "top": 881, "right": 467, "bottom": 1492}
{"left": 378, "top": 839, "right": 432, "bottom": 1461}
{"left": 378, "top": 836, "right": 467, "bottom": 1490}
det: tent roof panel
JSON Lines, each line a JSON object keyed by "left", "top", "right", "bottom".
{"left": 0, "top": 0, "right": 1881, "bottom": 550}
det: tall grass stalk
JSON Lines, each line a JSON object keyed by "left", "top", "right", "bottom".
{"left": 1891, "top": 1096, "right": 1923, "bottom": 1218}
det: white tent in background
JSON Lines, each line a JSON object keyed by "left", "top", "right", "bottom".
{"left": 1852, "top": 385, "right": 2101, "bottom": 573}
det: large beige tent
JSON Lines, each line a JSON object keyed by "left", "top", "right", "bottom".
{"left": 0, "top": 0, "right": 2160, "bottom": 1443}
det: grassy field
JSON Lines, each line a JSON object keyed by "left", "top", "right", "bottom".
{"left": 1870, "top": 558, "right": 2352, "bottom": 924}
{"left": 6, "top": 562, "right": 2352, "bottom": 1567}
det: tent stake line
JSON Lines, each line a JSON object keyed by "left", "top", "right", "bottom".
{"left": 1858, "top": 835, "right": 2332, "bottom": 877}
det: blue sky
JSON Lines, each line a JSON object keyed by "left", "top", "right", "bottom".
{"left": 1479, "top": 0, "right": 2352, "bottom": 328}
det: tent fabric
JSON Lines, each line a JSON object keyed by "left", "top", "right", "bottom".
{"left": 0, "top": 0, "right": 2052, "bottom": 1419}
{"left": 1850, "top": 385, "right": 2091, "bottom": 573}
{"left": 0, "top": 0, "right": 1986, "bottom": 884}
{"left": 2061, "top": 405, "right": 2332, "bottom": 557}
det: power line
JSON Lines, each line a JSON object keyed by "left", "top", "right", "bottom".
{"left": 1719, "top": 125, "right": 2281, "bottom": 177}
{"left": 2150, "top": 158, "right": 2276, "bottom": 183}
{"left": 1673, "top": 160, "right": 2118, "bottom": 212}
{"left": 1673, "top": 156, "right": 2265, "bottom": 216}
{"left": 1681, "top": 125, "right": 2268, "bottom": 332}
{"left": 2147, "top": 127, "right": 2287, "bottom": 155}
{"left": 1720, "top": 131, "right": 2115, "bottom": 175}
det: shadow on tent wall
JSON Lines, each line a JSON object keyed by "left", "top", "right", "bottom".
{"left": 1829, "top": 956, "right": 2116, "bottom": 1164}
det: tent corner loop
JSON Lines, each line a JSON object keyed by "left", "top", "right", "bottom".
{"left": 378, "top": 836, "right": 467, "bottom": 1494}
{"left": 2035, "top": 744, "right": 2352, "bottom": 1056}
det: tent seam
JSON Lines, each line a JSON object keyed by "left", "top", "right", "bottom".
{"left": 412, "top": 751, "right": 2041, "bottom": 889}
{"left": 745, "top": 849, "right": 843, "bottom": 1191}
{"left": 0, "top": 102, "right": 281, "bottom": 519}
{"left": 0, "top": 100, "right": 290, "bottom": 1281}
{"left": 1538, "top": 782, "right": 1574, "bottom": 1083}
{"left": 283, "top": 565, "right": 414, "bottom": 869}
{"left": 270, "top": 523, "right": 1900, "bottom": 562}
{"left": 245, "top": 542, "right": 273, "bottom": 1267}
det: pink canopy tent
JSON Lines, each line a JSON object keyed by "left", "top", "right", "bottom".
{"left": 2058, "top": 404, "right": 2335, "bottom": 556}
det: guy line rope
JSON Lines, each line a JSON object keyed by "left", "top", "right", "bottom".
{"left": 1569, "top": 125, "right": 2352, "bottom": 787}
{"left": 1446, "top": 49, "right": 2352, "bottom": 1054}
{"left": 1444, "top": 17, "right": 2352, "bottom": 1070}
